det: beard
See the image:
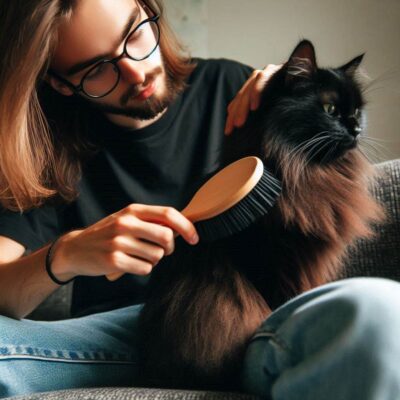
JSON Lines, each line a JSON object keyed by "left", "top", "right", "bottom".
{"left": 82, "top": 64, "right": 184, "bottom": 121}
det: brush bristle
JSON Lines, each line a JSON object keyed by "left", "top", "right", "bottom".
{"left": 195, "top": 166, "right": 282, "bottom": 242}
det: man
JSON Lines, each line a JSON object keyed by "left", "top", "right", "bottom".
{"left": 0, "top": 0, "right": 399, "bottom": 398}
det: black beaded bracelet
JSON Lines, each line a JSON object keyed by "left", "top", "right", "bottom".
{"left": 45, "top": 237, "right": 75, "bottom": 285}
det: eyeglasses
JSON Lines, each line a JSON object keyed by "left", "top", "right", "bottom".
{"left": 48, "top": 1, "right": 160, "bottom": 98}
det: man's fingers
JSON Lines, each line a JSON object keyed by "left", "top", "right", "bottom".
{"left": 250, "top": 65, "right": 282, "bottom": 110}
{"left": 225, "top": 69, "right": 265, "bottom": 135}
{"left": 225, "top": 65, "right": 283, "bottom": 136}
{"left": 224, "top": 113, "right": 234, "bottom": 135}
{"left": 123, "top": 204, "right": 199, "bottom": 245}
{"left": 225, "top": 70, "right": 260, "bottom": 135}
{"left": 231, "top": 79, "right": 257, "bottom": 129}
{"left": 249, "top": 71, "right": 267, "bottom": 111}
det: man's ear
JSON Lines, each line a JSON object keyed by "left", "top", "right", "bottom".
{"left": 45, "top": 75, "right": 74, "bottom": 96}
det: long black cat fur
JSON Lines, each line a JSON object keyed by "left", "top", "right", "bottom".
{"left": 136, "top": 39, "right": 387, "bottom": 390}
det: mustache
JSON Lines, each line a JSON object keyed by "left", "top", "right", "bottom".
{"left": 120, "top": 66, "right": 163, "bottom": 105}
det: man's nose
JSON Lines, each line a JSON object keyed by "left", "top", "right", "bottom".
{"left": 117, "top": 57, "right": 146, "bottom": 85}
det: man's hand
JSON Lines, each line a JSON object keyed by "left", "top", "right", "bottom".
{"left": 224, "top": 64, "right": 283, "bottom": 136}
{"left": 50, "top": 204, "right": 199, "bottom": 282}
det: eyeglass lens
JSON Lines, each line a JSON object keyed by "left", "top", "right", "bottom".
{"left": 82, "top": 20, "right": 160, "bottom": 97}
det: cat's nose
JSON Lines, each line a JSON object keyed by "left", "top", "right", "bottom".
{"left": 348, "top": 118, "right": 362, "bottom": 136}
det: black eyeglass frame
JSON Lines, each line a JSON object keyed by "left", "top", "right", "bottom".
{"left": 47, "top": 0, "right": 160, "bottom": 99}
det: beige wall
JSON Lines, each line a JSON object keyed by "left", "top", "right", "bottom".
{"left": 166, "top": 0, "right": 400, "bottom": 162}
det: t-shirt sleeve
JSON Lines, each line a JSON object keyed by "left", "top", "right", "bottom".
{"left": 225, "top": 58, "right": 255, "bottom": 82}
{"left": 200, "top": 57, "right": 255, "bottom": 102}
{"left": 0, "top": 204, "right": 61, "bottom": 251}
{"left": 217, "top": 58, "right": 255, "bottom": 99}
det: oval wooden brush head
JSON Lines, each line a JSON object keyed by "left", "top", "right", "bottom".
{"left": 181, "top": 156, "right": 264, "bottom": 221}
{"left": 106, "top": 156, "right": 264, "bottom": 281}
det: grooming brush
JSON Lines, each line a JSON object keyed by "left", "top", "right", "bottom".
{"left": 106, "top": 156, "right": 281, "bottom": 281}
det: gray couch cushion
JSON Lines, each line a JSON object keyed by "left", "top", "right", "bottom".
{"left": 341, "top": 159, "right": 400, "bottom": 281}
{"left": 7, "top": 387, "right": 259, "bottom": 399}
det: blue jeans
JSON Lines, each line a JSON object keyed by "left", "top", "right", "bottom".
{"left": 0, "top": 277, "right": 399, "bottom": 399}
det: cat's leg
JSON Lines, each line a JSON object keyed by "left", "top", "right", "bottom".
{"left": 240, "top": 277, "right": 400, "bottom": 400}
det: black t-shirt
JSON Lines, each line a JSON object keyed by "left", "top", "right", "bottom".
{"left": 0, "top": 58, "right": 253, "bottom": 318}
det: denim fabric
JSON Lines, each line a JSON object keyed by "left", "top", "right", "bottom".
{"left": 1, "top": 277, "right": 400, "bottom": 399}
{"left": 0, "top": 304, "right": 144, "bottom": 398}
{"left": 241, "top": 277, "right": 400, "bottom": 400}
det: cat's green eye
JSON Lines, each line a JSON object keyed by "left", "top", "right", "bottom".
{"left": 323, "top": 103, "right": 336, "bottom": 115}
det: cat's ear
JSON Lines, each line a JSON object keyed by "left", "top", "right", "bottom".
{"left": 285, "top": 39, "right": 317, "bottom": 86}
{"left": 339, "top": 53, "right": 365, "bottom": 77}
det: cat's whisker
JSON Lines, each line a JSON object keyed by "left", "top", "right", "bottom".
{"left": 281, "top": 140, "right": 313, "bottom": 172}
{"left": 284, "top": 131, "right": 329, "bottom": 162}
{"left": 358, "top": 139, "right": 391, "bottom": 162}
{"left": 359, "top": 136, "right": 392, "bottom": 155}
{"left": 321, "top": 140, "right": 340, "bottom": 165}
{"left": 357, "top": 146, "right": 374, "bottom": 164}
{"left": 357, "top": 144, "right": 376, "bottom": 164}
{"left": 363, "top": 135, "right": 396, "bottom": 144}
{"left": 288, "top": 131, "right": 328, "bottom": 154}
{"left": 316, "top": 138, "right": 337, "bottom": 161}
{"left": 305, "top": 138, "right": 336, "bottom": 167}
{"left": 292, "top": 136, "right": 331, "bottom": 163}
{"left": 283, "top": 135, "right": 332, "bottom": 194}
{"left": 361, "top": 139, "right": 396, "bottom": 159}
{"left": 358, "top": 141, "right": 383, "bottom": 163}
{"left": 302, "top": 138, "right": 331, "bottom": 162}
{"left": 362, "top": 137, "right": 398, "bottom": 158}
{"left": 287, "top": 137, "right": 335, "bottom": 197}
{"left": 284, "top": 134, "right": 331, "bottom": 167}
{"left": 360, "top": 67, "right": 399, "bottom": 94}
{"left": 362, "top": 67, "right": 399, "bottom": 86}
{"left": 362, "top": 86, "right": 387, "bottom": 96}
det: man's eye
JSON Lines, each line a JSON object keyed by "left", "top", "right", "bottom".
{"left": 85, "top": 64, "right": 106, "bottom": 81}
{"left": 130, "top": 26, "right": 144, "bottom": 41}
{"left": 323, "top": 103, "right": 336, "bottom": 115}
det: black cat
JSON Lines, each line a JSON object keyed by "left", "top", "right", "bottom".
{"left": 137, "top": 39, "right": 386, "bottom": 390}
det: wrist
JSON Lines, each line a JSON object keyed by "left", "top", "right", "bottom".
{"left": 48, "top": 231, "right": 81, "bottom": 283}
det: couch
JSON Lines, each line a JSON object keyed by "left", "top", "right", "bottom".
{"left": 7, "top": 158, "right": 400, "bottom": 399}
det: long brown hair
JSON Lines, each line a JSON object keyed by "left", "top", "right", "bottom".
{"left": 0, "top": 0, "right": 195, "bottom": 212}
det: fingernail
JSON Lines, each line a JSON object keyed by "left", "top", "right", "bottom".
{"left": 251, "top": 100, "right": 259, "bottom": 110}
{"left": 190, "top": 234, "right": 199, "bottom": 244}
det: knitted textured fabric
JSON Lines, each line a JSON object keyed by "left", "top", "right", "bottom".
{"left": 341, "top": 159, "right": 400, "bottom": 282}
{"left": 6, "top": 387, "right": 260, "bottom": 400}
